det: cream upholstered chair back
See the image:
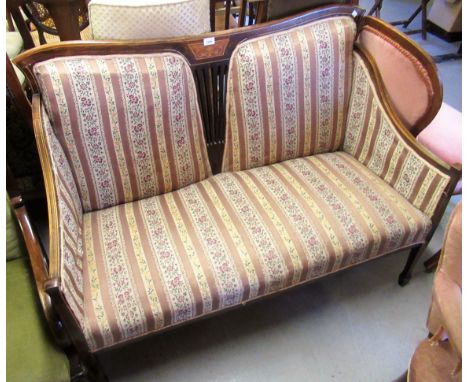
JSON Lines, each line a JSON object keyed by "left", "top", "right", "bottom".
{"left": 88, "top": 0, "right": 210, "bottom": 40}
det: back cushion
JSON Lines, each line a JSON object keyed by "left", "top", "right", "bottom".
{"left": 222, "top": 16, "right": 356, "bottom": 172}
{"left": 35, "top": 53, "right": 212, "bottom": 212}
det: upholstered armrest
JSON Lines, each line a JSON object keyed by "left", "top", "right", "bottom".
{"left": 357, "top": 16, "right": 442, "bottom": 136}
{"left": 343, "top": 48, "right": 460, "bottom": 219}
{"left": 33, "top": 96, "right": 85, "bottom": 329}
{"left": 433, "top": 271, "right": 462, "bottom": 358}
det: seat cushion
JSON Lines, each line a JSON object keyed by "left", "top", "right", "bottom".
{"left": 82, "top": 151, "right": 431, "bottom": 351}
{"left": 222, "top": 16, "right": 356, "bottom": 172}
{"left": 7, "top": 258, "right": 70, "bottom": 382}
{"left": 89, "top": 0, "right": 210, "bottom": 40}
{"left": 34, "top": 52, "right": 212, "bottom": 212}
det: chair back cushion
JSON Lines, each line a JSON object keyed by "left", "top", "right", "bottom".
{"left": 35, "top": 52, "right": 212, "bottom": 212}
{"left": 222, "top": 16, "right": 357, "bottom": 172}
{"left": 89, "top": 0, "right": 210, "bottom": 40}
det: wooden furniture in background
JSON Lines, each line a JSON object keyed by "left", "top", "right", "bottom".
{"left": 6, "top": 0, "right": 90, "bottom": 47}
{"left": 368, "top": 0, "right": 430, "bottom": 39}
{"left": 210, "top": 0, "right": 242, "bottom": 31}
{"left": 6, "top": 54, "right": 44, "bottom": 201}
{"left": 235, "top": 0, "right": 358, "bottom": 28}
{"left": 263, "top": 0, "right": 357, "bottom": 22}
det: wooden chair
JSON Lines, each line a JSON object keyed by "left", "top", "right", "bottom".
{"left": 240, "top": 0, "right": 357, "bottom": 25}
{"left": 6, "top": 53, "right": 45, "bottom": 201}
{"left": 214, "top": 0, "right": 359, "bottom": 30}
{"left": 6, "top": 0, "right": 90, "bottom": 47}
{"left": 210, "top": 0, "right": 242, "bottom": 31}
{"left": 368, "top": 0, "right": 430, "bottom": 40}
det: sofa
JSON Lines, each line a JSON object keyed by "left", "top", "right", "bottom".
{"left": 6, "top": 195, "right": 70, "bottom": 382}
{"left": 14, "top": 5, "right": 460, "bottom": 380}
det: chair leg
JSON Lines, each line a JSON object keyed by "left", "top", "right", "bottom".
{"left": 403, "top": 4, "right": 422, "bottom": 28}
{"left": 368, "top": 0, "right": 383, "bottom": 17}
{"left": 83, "top": 354, "right": 108, "bottom": 382}
{"left": 68, "top": 349, "right": 108, "bottom": 382}
{"left": 398, "top": 244, "right": 426, "bottom": 286}
{"left": 423, "top": 250, "right": 441, "bottom": 273}
{"left": 421, "top": 0, "right": 428, "bottom": 40}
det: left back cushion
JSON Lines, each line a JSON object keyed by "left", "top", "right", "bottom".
{"left": 35, "top": 53, "right": 212, "bottom": 212}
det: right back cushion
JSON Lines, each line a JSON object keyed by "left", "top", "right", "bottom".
{"left": 35, "top": 52, "right": 212, "bottom": 212}
{"left": 222, "top": 16, "right": 356, "bottom": 172}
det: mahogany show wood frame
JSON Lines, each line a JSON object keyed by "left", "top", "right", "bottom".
{"left": 14, "top": 6, "right": 460, "bottom": 381}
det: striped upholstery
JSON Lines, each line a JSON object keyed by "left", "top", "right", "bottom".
{"left": 42, "top": 106, "right": 85, "bottom": 326}
{"left": 82, "top": 152, "right": 431, "bottom": 351}
{"left": 343, "top": 53, "right": 451, "bottom": 217}
{"left": 222, "top": 16, "right": 356, "bottom": 172}
{"left": 34, "top": 53, "right": 212, "bottom": 212}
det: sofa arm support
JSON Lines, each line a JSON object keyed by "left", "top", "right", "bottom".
{"left": 9, "top": 194, "right": 70, "bottom": 349}
{"left": 344, "top": 46, "right": 460, "bottom": 222}
{"left": 32, "top": 95, "right": 86, "bottom": 335}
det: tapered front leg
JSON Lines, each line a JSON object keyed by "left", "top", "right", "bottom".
{"left": 398, "top": 245, "right": 427, "bottom": 286}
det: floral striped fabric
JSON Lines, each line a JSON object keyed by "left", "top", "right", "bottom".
{"left": 222, "top": 16, "right": 356, "bottom": 172}
{"left": 42, "top": 106, "right": 85, "bottom": 327}
{"left": 34, "top": 53, "right": 212, "bottom": 212}
{"left": 82, "top": 152, "right": 431, "bottom": 351}
{"left": 343, "top": 53, "right": 451, "bottom": 217}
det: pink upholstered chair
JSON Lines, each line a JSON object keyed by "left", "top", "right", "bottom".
{"left": 418, "top": 103, "right": 461, "bottom": 271}
{"left": 417, "top": 102, "right": 462, "bottom": 195}
{"left": 408, "top": 202, "right": 462, "bottom": 382}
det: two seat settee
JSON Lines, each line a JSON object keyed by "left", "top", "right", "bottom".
{"left": 15, "top": 5, "right": 459, "bottom": 378}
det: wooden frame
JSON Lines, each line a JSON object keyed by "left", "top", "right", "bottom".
{"left": 14, "top": 5, "right": 460, "bottom": 378}
{"left": 8, "top": 188, "right": 105, "bottom": 381}
{"left": 353, "top": 44, "right": 460, "bottom": 285}
{"left": 357, "top": 15, "right": 443, "bottom": 136}
{"left": 30, "top": 94, "right": 108, "bottom": 381}
{"left": 16, "top": 4, "right": 366, "bottom": 174}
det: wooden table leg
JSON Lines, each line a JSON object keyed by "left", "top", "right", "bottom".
{"left": 43, "top": 0, "right": 81, "bottom": 40}
{"left": 210, "top": 0, "right": 216, "bottom": 31}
